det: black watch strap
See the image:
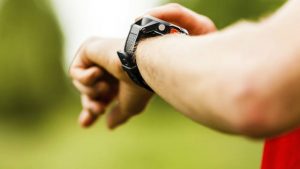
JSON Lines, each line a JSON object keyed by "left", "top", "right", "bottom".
{"left": 118, "top": 16, "right": 188, "bottom": 92}
{"left": 117, "top": 51, "right": 153, "bottom": 92}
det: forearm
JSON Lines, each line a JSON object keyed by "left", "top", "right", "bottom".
{"left": 136, "top": 26, "right": 261, "bottom": 135}
{"left": 136, "top": 0, "right": 300, "bottom": 137}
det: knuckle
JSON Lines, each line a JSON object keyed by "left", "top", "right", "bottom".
{"left": 86, "top": 89, "right": 96, "bottom": 97}
{"left": 81, "top": 36, "right": 102, "bottom": 58}
{"left": 73, "top": 80, "right": 84, "bottom": 93}
{"left": 85, "top": 69, "right": 99, "bottom": 84}
{"left": 208, "top": 22, "right": 217, "bottom": 32}
{"left": 96, "top": 82, "right": 108, "bottom": 94}
{"left": 69, "top": 68, "right": 76, "bottom": 79}
{"left": 82, "top": 38, "right": 95, "bottom": 55}
{"left": 91, "top": 68, "right": 102, "bottom": 79}
{"left": 202, "top": 16, "right": 217, "bottom": 32}
{"left": 70, "top": 69, "right": 83, "bottom": 82}
{"left": 72, "top": 80, "right": 78, "bottom": 87}
{"left": 81, "top": 95, "right": 88, "bottom": 104}
{"left": 80, "top": 76, "right": 90, "bottom": 85}
{"left": 75, "top": 36, "right": 103, "bottom": 62}
{"left": 84, "top": 37, "right": 100, "bottom": 46}
{"left": 165, "top": 3, "right": 183, "bottom": 10}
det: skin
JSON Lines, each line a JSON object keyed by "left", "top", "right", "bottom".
{"left": 70, "top": 0, "right": 300, "bottom": 138}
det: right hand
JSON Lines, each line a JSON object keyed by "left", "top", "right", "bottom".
{"left": 138, "top": 3, "right": 217, "bottom": 35}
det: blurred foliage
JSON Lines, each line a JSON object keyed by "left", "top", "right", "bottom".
{"left": 0, "top": 0, "right": 67, "bottom": 126}
{"left": 0, "top": 98, "right": 263, "bottom": 169}
{"left": 164, "top": 0, "right": 287, "bottom": 28}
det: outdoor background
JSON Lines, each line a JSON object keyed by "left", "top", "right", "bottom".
{"left": 0, "top": 0, "right": 286, "bottom": 169}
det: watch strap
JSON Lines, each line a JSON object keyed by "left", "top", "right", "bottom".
{"left": 118, "top": 16, "right": 189, "bottom": 92}
{"left": 117, "top": 51, "right": 153, "bottom": 92}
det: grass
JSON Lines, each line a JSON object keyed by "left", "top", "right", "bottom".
{"left": 0, "top": 97, "right": 263, "bottom": 169}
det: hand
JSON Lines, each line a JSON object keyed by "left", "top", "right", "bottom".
{"left": 139, "top": 3, "right": 217, "bottom": 35}
{"left": 70, "top": 38, "right": 153, "bottom": 129}
{"left": 70, "top": 4, "right": 217, "bottom": 130}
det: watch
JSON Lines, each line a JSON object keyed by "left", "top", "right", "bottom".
{"left": 117, "top": 15, "right": 188, "bottom": 92}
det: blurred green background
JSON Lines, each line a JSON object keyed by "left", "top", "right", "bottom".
{"left": 0, "top": 0, "right": 286, "bottom": 169}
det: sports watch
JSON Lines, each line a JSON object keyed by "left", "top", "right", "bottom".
{"left": 117, "top": 16, "right": 188, "bottom": 91}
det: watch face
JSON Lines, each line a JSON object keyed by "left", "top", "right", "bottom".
{"left": 136, "top": 16, "right": 188, "bottom": 35}
{"left": 118, "top": 16, "right": 188, "bottom": 92}
{"left": 136, "top": 16, "right": 168, "bottom": 27}
{"left": 135, "top": 17, "right": 152, "bottom": 26}
{"left": 141, "top": 17, "right": 154, "bottom": 26}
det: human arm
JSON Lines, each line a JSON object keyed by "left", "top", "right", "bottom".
{"left": 136, "top": 0, "right": 300, "bottom": 137}
{"left": 70, "top": 0, "right": 300, "bottom": 138}
{"left": 69, "top": 4, "right": 216, "bottom": 129}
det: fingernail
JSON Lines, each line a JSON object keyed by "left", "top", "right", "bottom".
{"left": 79, "top": 111, "right": 92, "bottom": 128}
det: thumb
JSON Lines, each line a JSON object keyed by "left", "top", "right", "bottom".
{"left": 106, "top": 82, "right": 152, "bottom": 129}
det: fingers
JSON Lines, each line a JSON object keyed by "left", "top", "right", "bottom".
{"left": 106, "top": 103, "right": 128, "bottom": 129}
{"left": 79, "top": 95, "right": 107, "bottom": 127}
{"left": 75, "top": 79, "right": 151, "bottom": 129}
{"left": 70, "top": 66, "right": 102, "bottom": 86}
{"left": 73, "top": 74, "right": 118, "bottom": 127}
{"left": 140, "top": 3, "right": 217, "bottom": 35}
{"left": 72, "top": 80, "right": 110, "bottom": 99}
{"left": 69, "top": 39, "right": 105, "bottom": 85}
{"left": 79, "top": 92, "right": 117, "bottom": 128}
{"left": 106, "top": 82, "right": 152, "bottom": 129}
{"left": 70, "top": 37, "right": 127, "bottom": 81}
{"left": 70, "top": 37, "right": 151, "bottom": 130}
{"left": 79, "top": 110, "right": 97, "bottom": 127}
{"left": 82, "top": 95, "right": 106, "bottom": 114}
{"left": 76, "top": 78, "right": 118, "bottom": 127}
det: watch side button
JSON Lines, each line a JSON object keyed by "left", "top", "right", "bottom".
{"left": 117, "top": 51, "right": 129, "bottom": 66}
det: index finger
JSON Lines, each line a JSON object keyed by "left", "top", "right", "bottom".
{"left": 70, "top": 66, "right": 102, "bottom": 86}
{"left": 140, "top": 3, "right": 216, "bottom": 35}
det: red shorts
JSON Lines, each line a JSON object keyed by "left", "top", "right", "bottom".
{"left": 261, "top": 127, "right": 300, "bottom": 169}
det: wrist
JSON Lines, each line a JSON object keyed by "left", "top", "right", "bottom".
{"left": 86, "top": 38, "right": 124, "bottom": 65}
{"left": 118, "top": 16, "right": 188, "bottom": 91}
{"left": 135, "top": 37, "right": 156, "bottom": 66}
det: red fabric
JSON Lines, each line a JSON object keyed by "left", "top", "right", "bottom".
{"left": 261, "top": 127, "right": 300, "bottom": 169}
